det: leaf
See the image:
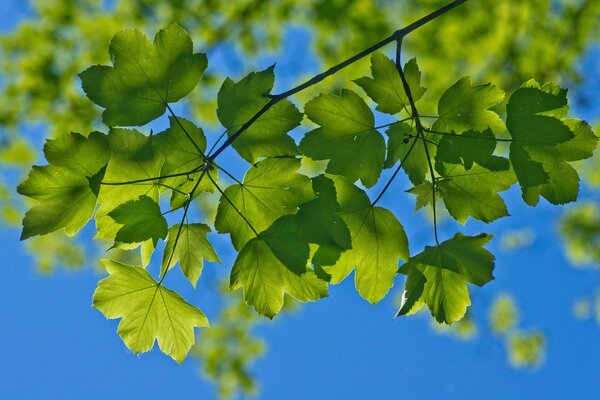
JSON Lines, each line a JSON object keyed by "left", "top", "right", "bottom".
{"left": 107, "top": 195, "right": 168, "bottom": 245}
{"left": 435, "top": 128, "right": 509, "bottom": 171}
{"left": 214, "top": 157, "right": 313, "bottom": 250}
{"left": 19, "top": 166, "right": 102, "bottom": 239}
{"left": 217, "top": 66, "right": 303, "bottom": 163}
{"left": 506, "top": 80, "right": 599, "bottom": 205}
{"left": 80, "top": 23, "right": 207, "bottom": 126}
{"left": 397, "top": 233, "right": 495, "bottom": 324}
{"left": 300, "top": 89, "right": 385, "bottom": 187}
{"left": 230, "top": 216, "right": 328, "bottom": 318}
{"left": 95, "top": 128, "right": 164, "bottom": 243}
{"left": 93, "top": 260, "right": 208, "bottom": 363}
{"left": 296, "top": 175, "right": 352, "bottom": 266}
{"left": 17, "top": 131, "right": 110, "bottom": 239}
{"left": 433, "top": 162, "right": 516, "bottom": 224}
{"left": 322, "top": 175, "right": 409, "bottom": 303}
{"left": 384, "top": 122, "right": 430, "bottom": 185}
{"left": 433, "top": 77, "right": 505, "bottom": 134}
{"left": 153, "top": 116, "right": 216, "bottom": 208}
{"left": 43, "top": 131, "right": 111, "bottom": 176}
{"left": 354, "top": 53, "right": 426, "bottom": 115}
{"left": 162, "top": 223, "right": 221, "bottom": 287}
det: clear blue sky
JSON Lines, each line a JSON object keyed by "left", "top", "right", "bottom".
{"left": 1, "top": 2, "right": 599, "bottom": 399}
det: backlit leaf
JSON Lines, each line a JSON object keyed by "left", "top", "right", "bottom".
{"left": 80, "top": 23, "right": 207, "bottom": 126}
{"left": 93, "top": 259, "right": 208, "bottom": 363}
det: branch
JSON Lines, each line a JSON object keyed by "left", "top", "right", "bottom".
{"left": 206, "top": 0, "right": 469, "bottom": 161}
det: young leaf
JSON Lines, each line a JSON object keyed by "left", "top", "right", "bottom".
{"left": 93, "top": 260, "right": 209, "bottom": 363}
{"left": 153, "top": 116, "right": 216, "bottom": 208}
{"left": 354, "top": 52, "right": 426, "bottom": 115}
{"left": 433, "top": 77, "right": 505, "bottom": 134}
{"left": 506, "top": 80, "right": 599, "bottom": 205}
{"left": 397, "top": 233, "right": 495, "bottom": 324}
{"left": 214, "top": 157, "right": 313, "bottom": 250}
{"left": 107, "top": 195, "right": 168, "bottom": 245}
{"left": 300, "top": 89, "right": 385, "bottom": 188}
{"left": 162, "top": 223, "right": 221, "bottom": 287}
{"left": 217, "top": 66, "right": 302, "bottom": 163}
{"left": 18, "top": 131, "right": 110, "bottom": 239}
{"left": 322, "top": 175, "right": 409, "bottom": 303}
{"left": 230, "top": 216, "right": 328, "bottom": 318}
{"left": 80, "top": 23, "right": 207, "bottom": 126}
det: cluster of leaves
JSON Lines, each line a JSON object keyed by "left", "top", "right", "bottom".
{"left": 16, "top": 3, "right": 598, "bottom": 364}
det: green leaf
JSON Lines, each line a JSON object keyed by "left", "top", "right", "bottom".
{"left": 93, "top": 259, "right": 208, "bottom": 363}
{"left": 296, "top": 175, "right": 352, "bottom": 266}
{"left": 433, "top": 77, "right": 505, "bottom": 134}
{"left": 43, "top": 131, "right": 110, "bottom": 176}
{"left": 322, "top": 175, "right": 409, "bottom": 303}
{"left": 107, "top": 195, "right": 168, "bottom": 245}
{"left": 214, "top": 157, "right": 313, "bottom": 250}
{"left": 217, "top": 66, "right": 302, "bottom": 163}
{"left": 434, "top": 162, "right": 516, "bottom": 224}
{"left": 153, "top": 116, "right": 215, "bottom": 208}
{"left": 300, "top": 89, "right": 385, "bottom": 188}
{"left": 230, "top": 216, "right": 328, "bottom": 318}
{"left": 96, "top": 128, "right": 164, "bottom": 243}
{"left": 18, "top": 131, "right": 110, "bottom": 239}
{"left": 435, "top": 128, "right": 509, "bottom": 171}
{"left": 80, "top": 23, "right": 207, "bottom": 126}
{"left": 397, "top": 233, "right": 495, "bottom": 323}
{"left": 384, "top": 122, "right": 430, "bottom": 185}
{"left": 162, "top": 223, "right": 221, "bottom": 287}
{"left": 507, "top": 80, "right": 599, "bottom": 205}
{"left": 18, "top": 165, "right": 102, "bottom": 239}
{"left": 354, "top": 52, "right": 426, "bottom": 115}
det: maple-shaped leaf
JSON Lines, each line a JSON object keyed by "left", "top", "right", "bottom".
{"left": 161, "top": 223, "right": 221, "bottom": 287}
{"left": 433, "top": 77, "right": 505, "bottom": 134}
{"left": 214, "top": 157, "right": 313, "bottom": 250}
{"left": 96, "top": 128, "right": 165, "bottom": 244}
{"left": 153, "top": 116, "right": 216, "bottom": 208}
{"left": 18, "top": 131, "right": 110, "bottom": 239}
{"left": 506, "top": 80, "right": 598, "bottom": 205}
{"left": 384, "top": 122, "right": 431, "bottom": 185}
{"left": 296, "top": 175, "right": 352, "bottom": 267}
{"left": 321, "top": 175, "right": 409, "bottom": 303}
{"left": 300, "top": 89, "right": 385, "bottom": 188}
{"left": 230, "top": 215, "right": 328, "bottom": 318}
{"left": 433, "top": 162, "right": 516, "bottom": 224}
{"left": 217, "top": 66, "right": 303, "bottom": 163}
{"left": 435, "top": 128, "right": 509, "bottom": 171}
{"left": 93, "top": 260, "right": 208, "bottom": 363}
{"left": 397, "top": 233, "right": 495, "bottom": 324}
{"left": 107, "top": 195, "right": 168, "bottom": 245}
{"left": 354, "top": 52, "right": 426, "bottom": 115}
{"left": 80, "top": 23, "right": 207, "bottom": 126}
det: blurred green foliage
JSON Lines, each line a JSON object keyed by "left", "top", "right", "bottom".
{"left": 489, "top": 294, "right": 546, "bottom": 368}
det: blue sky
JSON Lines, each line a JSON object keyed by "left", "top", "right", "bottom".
{"left": 1, "top": 2, "right": 600, "bottom": 399}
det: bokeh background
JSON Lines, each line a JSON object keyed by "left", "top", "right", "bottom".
{"left": 1, "top": 0, "right": 599, "bottom": 398}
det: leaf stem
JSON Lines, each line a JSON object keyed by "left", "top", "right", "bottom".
{"left": 166, "top": 103, "right": 205, "bottom": 156}
{"left": 395, "top": 38, "right": 440, "bottom": 245}
{"left": 207, "top": 173, "right": 259, "bottom": 237}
